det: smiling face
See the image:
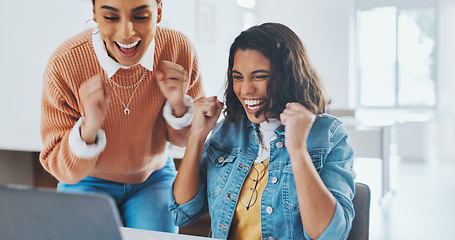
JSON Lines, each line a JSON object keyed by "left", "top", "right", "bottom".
{"left": 92, "top": 0, "right": 162, "bottom": 66}
{"left": 232, "top": 49, "right": 273, "bottom": 124}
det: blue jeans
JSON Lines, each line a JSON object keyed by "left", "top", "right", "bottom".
{"left": 57, "top": 157, "right": 178, "bottom": 233}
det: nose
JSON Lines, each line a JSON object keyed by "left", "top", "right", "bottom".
{"left": 119, "top": 19, "right": 135, "bottom": 39}
{"left": 241, "top": 79, "right": 255, "bottom": 95}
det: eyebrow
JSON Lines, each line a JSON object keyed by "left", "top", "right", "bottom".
{"left": 100, "top": 5, "right": 150, "bottom": 13}
{"left": 101, "top": 5, "right": 118, "bottom": 12}
{"left": 251, "top": 70, "right": 270, "bottom": 74}
{"left": 132, "top": 5, "right": 150, "bottom": 12}
{"left": 231, "top": 70, "right": 270, "bottom": 75}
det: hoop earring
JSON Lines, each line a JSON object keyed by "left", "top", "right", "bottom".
{"left": 85, "top": 18, "right": 99, "bottom": 35}
{"left": 92, "top": 25, "right": 100, "bottom": 35}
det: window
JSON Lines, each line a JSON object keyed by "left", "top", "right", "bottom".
{"left": 357, "top": 4, "right": 437, "bottom": 107}
{"left": 237, "top": 0, "right": 257, "bottom": 30}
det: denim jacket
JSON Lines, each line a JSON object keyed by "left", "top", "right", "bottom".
{"left": 170, "top": 114, "right": 356, "bottom": 240}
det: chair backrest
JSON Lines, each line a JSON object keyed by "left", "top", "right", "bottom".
{"left": 347, "top": 182, "right": 371, "bottom": 240}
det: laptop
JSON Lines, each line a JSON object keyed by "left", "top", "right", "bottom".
{"left": 0, "top": 185, "right": 123, "bottom": 240}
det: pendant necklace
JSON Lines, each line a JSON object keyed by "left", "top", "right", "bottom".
{"left": 107, "top": 69, "right": 148, "bottom": 115}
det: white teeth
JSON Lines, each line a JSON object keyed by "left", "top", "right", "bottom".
{"left": 244, "top": 99, "right": 263, "bottom": 106}
{"left": 117, "top": 41, "right": 139, "bottom": 49}
{"left": 247, "top": 105, "right": 261, "bottom": 110}
{"left": 244, "top": 99, "right": 264, "bottom": 111}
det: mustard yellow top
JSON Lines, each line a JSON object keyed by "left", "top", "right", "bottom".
{"left": 229, "top": 159, "right": 270, "bottom": 240}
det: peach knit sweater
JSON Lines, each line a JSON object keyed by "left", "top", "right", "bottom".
{"left": 40, "top": 27, "right": 204, "bottom": 184}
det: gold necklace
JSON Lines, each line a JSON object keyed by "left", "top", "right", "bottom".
{"left": 107, "top": 69, "right": 147, "bottom": 89}
{"left": 108, "top": 69, "right": 148, "bottom": 115}
{"left": 113, "top": 71, "right": 141, "bottom": 79}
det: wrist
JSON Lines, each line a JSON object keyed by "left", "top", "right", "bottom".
{"left": 170, "top": 95, "right": 193, "bottom": 118}
{"left": 81, "top": 123, "right": 99, "bottom": 144}
{"left": 188, "top": 130, "right": 208, "bottom": 145}
{"left": 171, "top": 104, "right": 189, "bottom": 118}
{"left": 288, "top": 148, "right": 311, "bottom": 165}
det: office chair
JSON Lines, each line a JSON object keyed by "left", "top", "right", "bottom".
{"left": 347, "top": 182, "right": 371, "bottom": 240}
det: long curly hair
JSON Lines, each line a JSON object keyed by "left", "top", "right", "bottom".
{"left": 224, "top": 22, "right": 329, "bottom": 122}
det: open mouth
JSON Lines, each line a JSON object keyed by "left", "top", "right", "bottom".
{"left": 115, "top": 41, "right": 140, "bottom": 58}
{"left": 244, "top": 99, "right": 265, "bottom": 111}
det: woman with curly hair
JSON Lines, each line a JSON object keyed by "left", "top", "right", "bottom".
{"left": 171, "top": 22, "right": 355, "bottom": 240}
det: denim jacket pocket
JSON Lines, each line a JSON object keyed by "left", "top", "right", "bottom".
{"left": 282, "top": 148, "right": 328, "bottom": 211}
{"left": 308, "top": 148, "right": 328, "bottom": 173}
{"left": 206, "top": 145, "right": 237, "bottom": 198}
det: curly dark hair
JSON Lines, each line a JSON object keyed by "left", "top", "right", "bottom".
{"left": 224, "top": 22, "right": 329, "bottom": 122}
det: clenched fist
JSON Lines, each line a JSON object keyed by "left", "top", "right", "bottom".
{"left": 156, "top": 60, "right": 189, "bottom": 117}
{"left": 79, "top": 74, "right": 111, "bottom": 144}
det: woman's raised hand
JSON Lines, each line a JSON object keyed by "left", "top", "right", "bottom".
{"left": 79, "top": 74, "right": 111, "bottom": 144}
{"left": 280, "top": 102, "right": 316, "bottom": 153}
{"left": 191, "top": 96, "right": 224, "bottom": 138}
{"left": 156, "top": 60, "right": 189, "bottom": 118}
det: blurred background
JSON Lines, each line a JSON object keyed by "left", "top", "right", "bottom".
{"left": 0, "top": 0, "right": 454, "bottom": 239}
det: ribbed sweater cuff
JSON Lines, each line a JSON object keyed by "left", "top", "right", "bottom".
{"left": 68, "top": 118, "right": 107, "bottom": 159}
{"left": 163, "top": 95, "right": 194, "bottom": 130}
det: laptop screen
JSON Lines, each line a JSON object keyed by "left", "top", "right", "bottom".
{"left": 0, "top": 185, "right": 123, "bottom": 240}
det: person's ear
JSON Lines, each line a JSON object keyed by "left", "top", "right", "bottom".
{"left": 156, "top": 0, "right": 163, "bottom": 23}
{"left": 92, "top": 7, "right": 97, "bottom": 23}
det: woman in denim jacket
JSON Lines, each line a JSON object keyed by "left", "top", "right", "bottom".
{"left": 171, "top": 22, "right": 356, "bottom": 240}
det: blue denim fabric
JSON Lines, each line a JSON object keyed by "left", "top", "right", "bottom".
{"left": 58, "top": 157, "right": 178, "bottom": 233}
{"left": 170, "top": 114, "right": 356, "bottom": 240}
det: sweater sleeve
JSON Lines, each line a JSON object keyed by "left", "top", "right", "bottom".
{"left": 68, "top": 117, "right": 106, "bottom": 158}
{"left": 162, "top": 95, "right": 194, "bottom": 130}
{"left": 39, "top": 64, "right": 101, "bottom": 184}
{"left": 165, "top": 33, "right": 205, "bottom": 147}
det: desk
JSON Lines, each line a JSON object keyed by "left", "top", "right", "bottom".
{"left": 0, "top": 143, "right": 185, "bottom": 187}
{"left": 0, "top": 119, "right": 47, "bottom": 186}
{"left": 121, "top": 227, "right": 216, "bottom": 240}
{"left": 343, "top": 118, "right": 394, "bottom": 199}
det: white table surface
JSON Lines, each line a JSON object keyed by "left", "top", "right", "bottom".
{"left": 120, "top": 227, "right": 215, "bottom": 240}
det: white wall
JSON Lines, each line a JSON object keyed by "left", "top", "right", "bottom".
{"left": 159, "top": 0, "right": 243, "bottom": 98}
{"left": 436, "top": 0, "right": 455, "bottom": 160}
{"left": 256, "top": 0, "right": 356, "bottom": 109}
{"left": 0, "top": 0, "right": 92, "bottom": 151}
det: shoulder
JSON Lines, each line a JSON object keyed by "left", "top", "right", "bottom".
{"left": 47, "top": 29, "right": 94, "bottom": 65}
{"left": 156, "top": 27, "right": 193, "bottom": 46}
{"left": 211, "top": 116, "right": 251, "bottom": 137}
{"left": 308, "top": 114, "right": 349, "bottom": 148}
{"left": 44, "top": 29, "right": 98, "bottom": 94}
{"left": 156, "top": 26, "right": 192, "bottom": 42}
{"left": 155, "top": 26, "right": 196, "bottom": 55}
{"left": 207, "top": 116, "right": 253, "bottom": 149}
{"left": 313, "top": 114, "right": 343, "bottom": 133}
{"left": 45, "top": 29, "right": 97, "bottom": 81}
